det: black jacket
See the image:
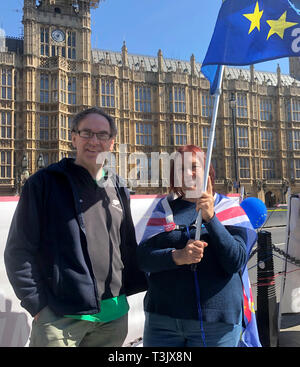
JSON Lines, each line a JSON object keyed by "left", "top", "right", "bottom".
{"left": 4, "top": 158, "right": 147, "bottom": 317}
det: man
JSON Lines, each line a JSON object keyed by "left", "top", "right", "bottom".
{"left": 4, "top": 107, "right": 147, "bottom": 347}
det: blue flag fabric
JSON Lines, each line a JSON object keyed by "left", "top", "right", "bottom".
{"left": 201, "top": 0, "right": 300, "bottom": 93}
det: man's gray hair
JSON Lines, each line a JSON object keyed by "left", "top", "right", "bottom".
{"left": 71, "top": 107, "right": 117, "bottom": 137}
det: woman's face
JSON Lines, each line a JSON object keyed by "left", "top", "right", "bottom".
{"left": 174, "top": 151, "right": 205, "bottom": 199}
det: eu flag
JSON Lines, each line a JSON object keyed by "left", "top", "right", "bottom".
{"left": 202, "top": 0, "right": 300, "bottom": 93}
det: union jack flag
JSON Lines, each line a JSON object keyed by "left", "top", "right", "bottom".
{"left": 140, "top": 192, "right": 261, "bottom": 347}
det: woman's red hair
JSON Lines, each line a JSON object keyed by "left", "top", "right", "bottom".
{"left": 169, "top": 145, "right": 215, "bottom": 196}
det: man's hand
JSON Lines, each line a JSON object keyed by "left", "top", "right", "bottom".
{"left": 172, "top": 239, "right": 208, "bottom": 266}
{"left": 33, "top": 307, "right": 46, "bottom": 321}
{"left": 34, "top": 312, "right": 40, "bottom": 321}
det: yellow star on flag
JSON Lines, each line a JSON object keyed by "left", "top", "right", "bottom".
{"left": 243, "top": 1, "right": 264, "bottom": 34}
{"left": 266, "top": 11, "right": 298, "bottom": 40}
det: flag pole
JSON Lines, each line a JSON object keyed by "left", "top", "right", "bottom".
{"left": 195, "top": 65, "right": 224, "bottom": 241}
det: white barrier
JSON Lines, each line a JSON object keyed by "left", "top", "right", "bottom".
{"left": 0, "top": 195, "right": 163, "bottom": 347}
{"left": 0, "top": 199, "right": 31, "bottom": 346}
{"left": 279, "top": 193, "right": 300, "bottom": 316}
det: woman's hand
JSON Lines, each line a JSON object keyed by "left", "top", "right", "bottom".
{"left": 196, "top": 176, "right": 215, "bottom": 222}
{"left": 172, "top": 239, "right": 208, "bottom": 265}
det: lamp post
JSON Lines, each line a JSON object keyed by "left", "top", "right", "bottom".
{"left": 229, "top": 93, "right": 239, "bottom": 193}
{"left": 21, "top": 154, "right": 28, "bottom": 171}
{"left": 37, "top": 153, "right": 45, "bottom": 169}
{"left": 16, "top": 154, "right": 30, "bottom": 195}
{"left": 281, "top": 178, "right": 289, "bottom": 204}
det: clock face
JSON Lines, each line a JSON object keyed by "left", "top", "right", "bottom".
{"left": 51, "top": 29, "right": 65, "bottom": 42}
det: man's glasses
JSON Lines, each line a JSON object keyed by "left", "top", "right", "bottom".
{"left": 74, "top": 129, "right": 112, "bottom": 141}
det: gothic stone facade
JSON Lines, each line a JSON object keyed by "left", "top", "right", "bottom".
{"left": 1, "top": 0, "right": 300, "bottom": 205}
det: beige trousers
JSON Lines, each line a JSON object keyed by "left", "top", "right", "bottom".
{"left": 29, "top": 306, "right": 128, "bottom": 347}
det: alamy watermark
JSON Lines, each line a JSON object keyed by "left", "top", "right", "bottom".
{"left": 96, "top": 144, "right": 205, "bottom": 198}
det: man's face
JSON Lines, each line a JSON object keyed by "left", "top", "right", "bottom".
{"left": 72, "top": 113, "right": 115, "bottom": 172}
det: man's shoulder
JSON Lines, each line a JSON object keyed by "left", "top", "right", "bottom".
{"left": 46, "top": 158, "right": 70, "bottom": 174}
{"left": 26, "top": 159, "right": 68, "bottom": 187}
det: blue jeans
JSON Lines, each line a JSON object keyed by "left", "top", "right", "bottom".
{"left": 143, "top": 312, "right": 242, "bottom": 347}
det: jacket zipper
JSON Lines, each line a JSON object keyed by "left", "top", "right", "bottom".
{"left": 65, "top": 172, "right": 101, "bottom": 312}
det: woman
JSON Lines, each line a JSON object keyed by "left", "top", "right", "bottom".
{"left": 137, "top": 145, "right": 250, "bottom": 347}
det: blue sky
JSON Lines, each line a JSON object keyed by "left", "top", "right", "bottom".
{"left": 0, "top": 0, "right": 292, "bottom": 75}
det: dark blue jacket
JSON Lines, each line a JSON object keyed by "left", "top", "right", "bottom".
{"left": 4, "top": 158, "right": 147, "bottom": 317}
{"left": 137, "top": 198, "right": 248, "bottom": 325}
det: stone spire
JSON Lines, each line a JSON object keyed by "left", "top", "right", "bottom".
{"left": 277, "top": 63, "right": 281, "bottom": 87}
{"left": 158, "top": 49, "right": 163, "bottom": 72}
{"left": 190, "top": 53, "right": 196, "bottom": 75}
{"left": 122, "top": 40, "right": 128, "bottom": 67}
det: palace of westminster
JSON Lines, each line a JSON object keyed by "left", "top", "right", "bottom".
{"left": 2, "top": 0, "right": 300, "bottom": 206}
